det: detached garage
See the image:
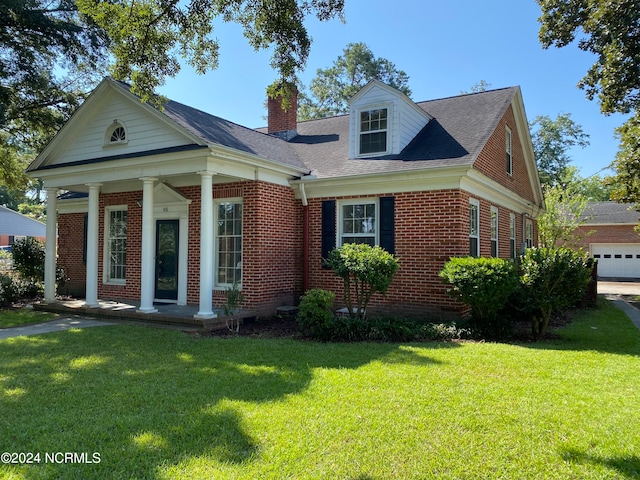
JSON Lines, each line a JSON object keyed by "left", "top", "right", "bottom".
{"left": 573, "top": 202, "right": 640, "bottom": 280}
{"left": 591, "top": 244, "right": 640, "bottom": 278}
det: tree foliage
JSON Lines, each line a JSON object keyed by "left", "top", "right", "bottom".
{"left": 0, "top": 0, "right": 109, "bottom": 189}
{"left": 298, "top": 42, "right": 411, "bottom": 120}
{"left": 537, "top": 1, "right": 640, "bottom": 217}
{"left": 519, "top": 247, "right": 592, "bottom": 339}
{"left": 529, "top": 113, "right": 590, "bottom": 187}
{"left": 326, "top": 243, "right": 399, "bottom": 322}
{"left": 538, "top": 0, "right": 640, "bottom": 115}
{"left": 537, "top": 183, "right": 592, "bottom": 249}
{"left": 610, "top": 115, "right": 640, "bottom": 226}
{"left": 78, "top": 0, "right": 345, "bottom": 104}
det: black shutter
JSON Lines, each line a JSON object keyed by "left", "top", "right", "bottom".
{"left": 321, "top": 200, "right": 336, "bottom": 265}
{"left": 379, "top": 196, "right": 395, "bottom": 254}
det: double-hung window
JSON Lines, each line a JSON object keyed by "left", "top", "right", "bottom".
{"left": 215, "top": 199, "right": 243, "bottom": 287}
{"left": 104, "top": 206, "right": 127, "bottom": 284}
{"left": 525, "top": 219, "right": 534, "bottom": 248}
{"left": 506, "top": 126, "right": 513, "bottom": 175}
{"left": 509, "top": 213, "right": 517, "bottom": 259}
{"left": 359, "top": 108, "right": 388, "bottom": 155}
{"left": 469, "top": 199, "right": 479, "bottom": 257}
{"left": 340, "top": 200, "right": 377, "bottom": 246}
{"left": 490, "top": 206, "right": 499, "bottom": 257}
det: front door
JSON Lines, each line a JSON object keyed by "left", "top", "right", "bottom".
{"left": 155, "top": 220, "right": 179, "bottom": 301}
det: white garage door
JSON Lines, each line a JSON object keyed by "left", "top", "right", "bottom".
{"left": 591, "top": 244, "right": 640, "bottom": 279}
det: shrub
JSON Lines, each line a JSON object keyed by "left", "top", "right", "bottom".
{"left": 297, "top": 289, "right": 336, "bottom": 339}
{"left": 12, "top": 237, "right": 45, "bottom": 282}
{"left": 326, "top": 243, "right": 399, "bottom": 321}
{"left": 440, "top": 257, "right": 519, "bottom": 339}
{"left": 519, "top": 247, "right": 592, "bottom": 339}
{"left": 0, "top": 273, "right": 19, "bottom": 306}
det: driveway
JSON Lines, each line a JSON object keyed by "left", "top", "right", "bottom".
{"left": 598, "top": 281, "right": 640, "bottom": 297}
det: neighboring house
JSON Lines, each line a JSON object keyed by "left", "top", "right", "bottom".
{"left": 0, "top": 205, "right": 47, "bottom": 246}
{"left": 27, "top": 77, "right": 543, "bottom": 319}
{"left": 574, "top": 201, "right": 640, "bottom": 279}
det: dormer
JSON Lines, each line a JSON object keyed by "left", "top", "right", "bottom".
{"left": 348, "top": 80, "right": 432, "bottom": 158}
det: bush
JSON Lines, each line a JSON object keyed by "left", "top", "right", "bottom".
{"left": 519, "top": 247, "right": 592, "bottom": 338}
{"left": 297, "top": 289, "right": 336, "bottom": 339}
{"left": 326, "top": 243, "right": 399, "bottom": 321}
{"left": 12, "top": 237, "right": 45, "bottom": 282}
{"left": 440, "top": 257, "right": 519, "bottom": 339}
{"left": 0, "top": 273, "right": 20, "bottom": 306}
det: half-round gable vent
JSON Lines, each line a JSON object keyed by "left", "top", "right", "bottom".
{"left": 104, "top": 120, "right": 128, "bottom": 146}
{"left": 110, "top": 126, "right": 126, "bottom": 142}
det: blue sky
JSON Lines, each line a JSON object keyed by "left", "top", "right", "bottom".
{"left": 159, "top": 0, "right": 627, "bottom": 178}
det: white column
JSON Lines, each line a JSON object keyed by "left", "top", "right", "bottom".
{"left": 85, "top": 183, "right": 101, "bottom": 308}
{"left": 43, "top": 188, "right": 58, "bottom": 302}
{"left": 195, "top": 171, "right": 216, "bottom": 319}
{"left": 138, "top": 177, "right": 158, "bottom": 313}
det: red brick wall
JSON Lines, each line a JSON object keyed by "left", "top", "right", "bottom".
{"left": 57, "top": 213, "right": 86, "bottom": 297}
{"left": 307, "top": 189, "right": 531, "bottom": 319}
{"left": 56, "top": 180, "right": 302, "bottom": 316}
{"left": 474, "top": 105, "right": 537, "bottom": 204}
{"left": 573, "top": 224, "right": 640, "bottom": 249}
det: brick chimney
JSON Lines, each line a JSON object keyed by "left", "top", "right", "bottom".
{"left": 267, "top": 86, "right": 298, "bottom": 141}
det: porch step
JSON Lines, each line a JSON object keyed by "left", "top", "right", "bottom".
{"left": 32, "top": 300, "right": 255, "bottom": 332}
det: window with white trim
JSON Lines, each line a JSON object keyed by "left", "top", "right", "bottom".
{"left": 506, "top": 126, "right": 513, "bottom": 175}
{"left": 490, "top": 206, "right": 498, "bottom": 257}
{"left": 525, "top": 219, "right": 534, "bottom": 248}
{"left": 340, "top": 200, "right": 378, "bottom": 246}
{"left": 215, "top": 199, "right": 243, "bottom": 287}
{"left": 104, "top": 206, "right": 127, "bottom": 284}
{"left": 359, "top": 108, "right": 388, "bottom": 155}
{"left": 509, "top": 213, "right": 517, "bottom": 259}
{"left": 469, "top": 199, "right": 479, "bottom": 257}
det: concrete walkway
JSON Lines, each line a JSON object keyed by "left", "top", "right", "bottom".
{"left": 0, "top": 317, "right": 115, "bottom": 340}
{"left": 598, "top": 281, "right": 640, "bottom": 331}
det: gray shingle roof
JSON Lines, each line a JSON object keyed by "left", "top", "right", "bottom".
{"left": 160, "top": 99, "right": 309, "bottom": 172}
{"left": 285, "top": 87, "right": 518, "bottom": 178}
{"left": 583, "top": 202, "right": 640, "bottom": 224}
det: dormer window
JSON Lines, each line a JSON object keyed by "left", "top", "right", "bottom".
{"left": 359, "top": 108, "right": 388, "bottom": 155}
{"left": 104, "top": 120, "right": 128, "bottom": 146}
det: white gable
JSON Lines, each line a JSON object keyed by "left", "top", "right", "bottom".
{"left": 348, "top": 80, "right": 431, "bottom": 158}
{"left": 32, "top": 79, "right": 201, "bottom": 170}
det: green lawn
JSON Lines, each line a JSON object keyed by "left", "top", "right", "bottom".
{"left": 0, "top": 300, "right": 638, "bottom": 479}
{"left": 0, "top": 309, "right": 57, "bottom": 328}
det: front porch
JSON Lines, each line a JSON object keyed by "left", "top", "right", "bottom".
{"left": 33, "top": 298, "right": 256, "bottom": 332}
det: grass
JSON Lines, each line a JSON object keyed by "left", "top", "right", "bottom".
{"left": 0, "top": 300, "right": 639, "bottom": 479}
{"left": 0, "top": 309, "right": 57, "bottom": 328}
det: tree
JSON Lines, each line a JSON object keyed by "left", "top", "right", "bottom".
{"left": 537, "top": 1, "right": 640, "bottom": 217}
{"left": 537, "top": 183, "right": 592, "bottom": 249}
{"left": 298, "top": 42, "right": 411, "bottom": 121}
{"left": 325, "top": 243, "right": 399, "bottom": 322}
{"left": 0, "top": 0, "right": 108, "bottom": 190}
{"left": 78, "top": 0, "right": 345, "bottom": 105}
{"left": 529, "top": 113, "right": 590, "bottom": 187}
{"left": 460, "top": 80, "right": 492, "bottom": 94}
{"left": 519, "top": 247, "right": 591, "bottom": 339}
{"left": 610, "top": 116, "right": 640, "bottom": 229}
{"left": 559, "top": 166, "right": 615, "bottom": 201}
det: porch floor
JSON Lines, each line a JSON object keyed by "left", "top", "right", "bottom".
{"left": 32, "top": 299, "right": 256, "bottom": 332}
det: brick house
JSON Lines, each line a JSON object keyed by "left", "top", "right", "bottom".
{"left": 27, "top": 77, "right": 543, "bottom": 319}
{"left": 573, "top": 202, "right": 640, "bottom": 279}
